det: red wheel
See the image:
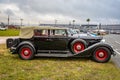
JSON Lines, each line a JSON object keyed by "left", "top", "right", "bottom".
{"left": 73, "top": 42, "right": 85, "bottom": 54}
{"left": 19, "top": 45, "right": 35, "bottom": 60}
{"left": 71, "top": 39, "right": 86, "bottom": 54}
{"left": 21, "top": 48, "right": 32, "bottom": 59}
{"left": 95, "top": 49, "right": 107, "bottom": 61}
{"left": 93, "top": 47, "right": 111, "bottom": 63}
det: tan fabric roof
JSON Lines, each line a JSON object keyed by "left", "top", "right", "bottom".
{"left": 19, "top": 26, "right": 67, "bottom": 39}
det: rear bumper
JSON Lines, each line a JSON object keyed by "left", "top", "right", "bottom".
{"left": 10, "top": 47, "right": 17, "bottom": 54}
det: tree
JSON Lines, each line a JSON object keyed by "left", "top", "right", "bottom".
{"left": 86, "top": 18, "right": 90, "bottom": 24}
{"left": 73, "top": 20, "right": 75, "bottom": 28}
{"left": 86, "top": 18, "right": 90, "bottom": 29}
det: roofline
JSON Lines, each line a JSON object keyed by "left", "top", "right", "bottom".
{"left": 20, "top": 26, "right": 68, "bottom": 30}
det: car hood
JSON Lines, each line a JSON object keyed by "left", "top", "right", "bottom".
{"left": 78, "top": 36, "right": 103, "bottom": 40}
{"left": 71, "top": 34, "right": 103, "bottom": 40}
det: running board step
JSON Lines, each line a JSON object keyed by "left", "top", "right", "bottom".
{"left": 35, "top": 53, "right": 73, "bottom": 57}
{"left": 37, "top": 50, "right": 70, "bottom": 53}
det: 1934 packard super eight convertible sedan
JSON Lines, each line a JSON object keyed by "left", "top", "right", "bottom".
{"left": 6, "top": 26, "right": 115, "bottom": 63}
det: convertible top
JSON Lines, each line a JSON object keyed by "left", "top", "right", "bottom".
{"left": 19, "top": 26, "right": 67, "bottom": 39}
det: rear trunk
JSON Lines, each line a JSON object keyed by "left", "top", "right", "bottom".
{"left": 6, "top": 38, "right": 20, "bottom": 48}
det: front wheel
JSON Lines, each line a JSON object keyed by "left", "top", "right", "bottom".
{"left": 71, "top": 39, "right": 86, "bottom": 54}
{"left": 18, "top": 45, "right": 35, "bottom": 60}
{"left": 92, "top": 47, "right": 111, "bottom": 63}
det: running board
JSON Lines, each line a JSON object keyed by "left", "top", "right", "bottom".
{"left": 37, "top": 50, "right": 70, "bottom": 54}
{"left": 35, "top": 53, "right": 73, "bottom": 57}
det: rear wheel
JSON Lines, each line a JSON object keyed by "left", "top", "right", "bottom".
{"left": 71, "top": 39, "right": 86, "bottom": 54}
{"left": 18, "top": 45, "right": 35, "bottom": 60}
{"left": 92, "top": 47, "right": 111, "bottom": 63}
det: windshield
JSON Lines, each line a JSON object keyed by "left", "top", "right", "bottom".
{"left": 68, "top": 29, "right": 77, "bottom": 35}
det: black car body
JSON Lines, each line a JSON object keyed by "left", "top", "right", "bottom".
{"left": 6, "top": 26, "right": 115, "bottom": 63}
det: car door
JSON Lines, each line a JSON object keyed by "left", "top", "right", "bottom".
{"left": 48, "top": 29, "right": 68, "bottom": 50}
{"left": 34, "top": 29, "right": 52, "bottom": 50}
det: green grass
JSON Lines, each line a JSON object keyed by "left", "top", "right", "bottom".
{"left": 0, "top": 44, "right": 120, "bottom": 80}
{"left": 0, "top": 29, "right": 19, "bottom": 36}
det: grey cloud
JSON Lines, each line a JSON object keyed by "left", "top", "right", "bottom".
{"left": 0, "top": 0, "right": 120, "bottom": 23}
{"left": 4, "top": 9, "right": 15, "bottom": 16}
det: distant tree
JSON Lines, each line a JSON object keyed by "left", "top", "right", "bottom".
{"left": 86, "top": 18, "right": 90, "bottom": 29}
{"left": 86, "top": 18, "right": 90, "bottom": 24}
{"left": 73, "top": 20, "right": 75, "bottom": 28}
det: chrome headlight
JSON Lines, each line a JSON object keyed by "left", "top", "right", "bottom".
{"left": 101, "top": 39, "right": 105, "bottom": 43}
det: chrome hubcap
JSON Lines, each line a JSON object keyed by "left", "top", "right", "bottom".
{"left": 98, "top": 52, "right": 104, "bottom": 57}
{"left": 24, "top": 50, "right": 29, "bottom": 55}
{"left": 76, "top": 45, "right": 81, "bottom": 50}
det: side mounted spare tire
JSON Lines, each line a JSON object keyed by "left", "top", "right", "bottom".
{"left": 6, "top": 38, "right": 14, "bottom": 48}
{"left": 70, "top": 39, "right": 87, "bottom": 54}
{"left": 18, "top": 45, "right": 35, "bottom": 60}
{"left": 92, "top": 47, "right": 111, "bottom": 63}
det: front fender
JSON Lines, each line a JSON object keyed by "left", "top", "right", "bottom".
{"left": 73, "top": 42, "right": 115, "bottom": 57}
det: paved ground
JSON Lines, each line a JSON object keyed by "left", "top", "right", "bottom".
{"left": 103, "top": 34, "right": 120, "bottom": 68}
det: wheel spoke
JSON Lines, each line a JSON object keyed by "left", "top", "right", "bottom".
{"left": 73, "top": 42, "right": 85, "bottom": 54}
{"left": 21, "top": 48, "right": 32, "bottom": 59}
{"left": 95, "top": 49, "right": 108, "bottom": 61}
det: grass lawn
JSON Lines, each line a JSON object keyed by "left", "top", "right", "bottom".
{"left": 0, "top": 44, "right": 120, "bottom": 80}
{"left": 0, "top": 29, "right": 19, "bottom": 36}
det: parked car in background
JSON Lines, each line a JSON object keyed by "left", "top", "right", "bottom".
{"left": 69, "top": 29, "right": 97, "bottom": 37}
{"left": 6, "top": 26, "right": 115, "bottom": 63}
{"left": 0, "top": 26, "right": 7, "bottom": 31}
{"left": 92, "top": 29, "right": 108, "bottom": 35}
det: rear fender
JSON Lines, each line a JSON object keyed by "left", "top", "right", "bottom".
{"left": 16, "top": 41, "right": 36, "bottom": 53}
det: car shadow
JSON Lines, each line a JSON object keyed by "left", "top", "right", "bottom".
{"left": 12, "top": 54, "right": 92, "bottom": 62}
{"left": 34, "top": 56, "right": 91, "bottom": 62}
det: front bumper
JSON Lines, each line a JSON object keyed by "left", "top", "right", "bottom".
{"left": 112, "top": 50, "right": 116, "bottom": 56}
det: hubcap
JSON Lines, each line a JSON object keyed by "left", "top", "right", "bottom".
{"left": 98, "top": 52, "right": 104, "bottom": 57}
{"left": 76, "top": 45, "right": 81, "bottom": 50}
{"left": 24, "top": 50, "right": 29, "bottom": 55}
{"left": 73, "top": 42, "right": 85, "bottom": 54}
{"left": 95, "top": 49, "right": 108, "bottom": 61}
{"left": 21, "top": 48, "right": 32, "bottom": 59}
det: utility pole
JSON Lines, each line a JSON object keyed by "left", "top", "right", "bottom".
{"left": 69, "top": 21, "right": 71, "bottom": 26}
{"left": 55, "top": 19, "right": 57, "bottom": 27}
{"left": 8, "top": 15, "right": 9, "bottom": 26}
{"left": 20, "top": 18, "right": 23, "bottom": 26}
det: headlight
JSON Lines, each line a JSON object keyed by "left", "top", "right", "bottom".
{"left": 101, "top": 39, "right": 105, "bottom": 42}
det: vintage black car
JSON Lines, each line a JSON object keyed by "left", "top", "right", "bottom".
{"left": 6, "top": 26, "right": 115, "bottom": 63}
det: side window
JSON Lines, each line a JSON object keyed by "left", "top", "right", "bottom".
{"left": 50, "top": 29, "right": 66, "bottom": 36}
{"left": 34, "top": 29, "right": 48, "bottom": 36}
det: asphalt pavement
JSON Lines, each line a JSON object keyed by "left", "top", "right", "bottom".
{"left": 103, "top": 34, "right": 120, "bottom": 68}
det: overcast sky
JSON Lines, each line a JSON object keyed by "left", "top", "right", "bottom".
{"left": 0, "top": 0, "right": 120, "bottom": 25}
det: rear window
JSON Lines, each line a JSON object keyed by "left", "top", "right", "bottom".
{"left": 34, "top": 29, "right": 48, "bottom": 36}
